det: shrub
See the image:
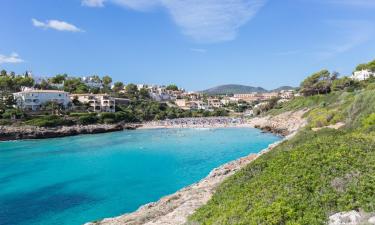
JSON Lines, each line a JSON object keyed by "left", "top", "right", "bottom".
{"left": 0, "top": 119, "right": 12, "bottom": 125}
{"left": 2, "top": 109, "right": 24, "bottom": 119}
{"left": 25, "top": 115, "right": 75, "bottom": 127}
{"left": 103, "top": 118, "right": 115, "bottom": 124}
{"left": 78, "top": 114, "right": 98, "bottom": 125}
{"left": 190, "top": 130, "right": 375, "bottom": 224}
{"left": 362, "top": 113, "right": 375, "bottom": 129}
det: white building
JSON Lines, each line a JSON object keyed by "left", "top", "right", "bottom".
{"left": 351, "top": 69, "right": 374, "bottom": 81}
{"left": 207, "top": 98, "right": 223, "bottom": 108}
{"left": 279, "top": 90, "right": 295, "bottom": 99}
{"left": 13, "top": 90, "right": 70, "bottom": 111}
{"left": 82, "top": 76, "right": 103, "bottom": 89}
{"left": 71, "top": 94, "right": 115, "bottom": 113}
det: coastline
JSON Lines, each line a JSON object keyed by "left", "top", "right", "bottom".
{"left": 0, "top": 114, "right": 304, "bottom": 142}
{"left": 0, "top": 123, "right": 140, "bottom": 141}
{"left": 85, "top": 110, "right": 307, "bottom": 225}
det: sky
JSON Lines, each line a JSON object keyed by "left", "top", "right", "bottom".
{"left": 1, "top": 0, "right": 375, "bottom": 91}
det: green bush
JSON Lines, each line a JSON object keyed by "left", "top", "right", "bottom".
{"left": 78, "top": 114, "right": 98, "bottom": 125}
{"left": 190, "top": 129, "right": 375, "bottom": 225}
{"left": 362, "top": 113, "right": 375, "bottom": 129}
{"left": 103, "top": 118, "right": 115, "bottom": 124}
{"left": 25, "top": 115, "right": 75, "bottom": 127}
{"left": 306, "top": 108, "right": 344, "bottom": 128}
{"left": 2, "top": 109, "right": 24, "bottom": 119}
{"left": 69, "top": 112, "right": 96, "bottom": 117}
{"left": 347, "top": 90, "right": 375, "bottom": 128}
{"left": 0, "top": 119, "right": 12, "bottom": 125}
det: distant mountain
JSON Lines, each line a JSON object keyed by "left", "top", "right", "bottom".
{"left": 200, "top": 84, "right": 268, "bottom": 95}
{"left": 200, "top": 84, "right": 297, "bottom": 95}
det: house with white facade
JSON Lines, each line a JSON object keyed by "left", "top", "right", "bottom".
{"left": 70, "top": 94, "right": 115, "bottom": 113}
{"left": 82, "top": 76, "right": 103, "bottom": 89}
{"left": 207, "top": 98, "right": 223, "bottom": 108}
{"left": 351, "top": 69, "right": 374, "bottom": 81}
{"left": 13, "top": 90, "right": 71, "bottom": 111}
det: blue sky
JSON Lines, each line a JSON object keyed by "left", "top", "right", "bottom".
{"left": 1, "top": 0, "right": 375, "bottom": 91}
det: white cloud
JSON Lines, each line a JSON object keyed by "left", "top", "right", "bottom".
{"left": 82, "top": 0, "right": 106, "bottom": 7}
{"left": 32, "top": 18, "right": 83, "bottom": 32}
{"left": 112, "top": 0, "right": 159, "bottom": 10}
{"left": 0, "top": 53, "right": 24, "bottom": 64}
{"left": 82, "top": 0, "right": 266, "bottom": 42}
{"left": 162, "top": 0, "right": 266, "bottom": 43}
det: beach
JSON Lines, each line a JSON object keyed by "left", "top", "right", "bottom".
{"left": 86, "top": 110, "right": 307, "bottom": 225}
{"left": 139, "top": 117, "right": 250, "bottom": 129}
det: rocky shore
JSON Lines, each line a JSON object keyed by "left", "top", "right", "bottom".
{"left": 86, "top": 110, "right": 307, "bottom": 225}
{"left": 248, "top": 110, "right": 308, "bottom": 136}
{"left": 0, "top": 123, "right": 140, "bottom": 141}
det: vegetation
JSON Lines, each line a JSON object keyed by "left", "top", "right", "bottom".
{"left": 191, "top": 128, "right": 375, "bottom": 225}
{"left": 166, "top": 84, "right": 179, "bottom": 91}
{"left": 190, "top": 66, "right": 375, "bottom": 224}
{"left": 355, "top": 59, "right": 375, "bottom": 72}
{"left": 25, "top": 115, "right": 74, "bottom": 127}
{"left": 300, "top": 70, "right": 336, "bottom": 96}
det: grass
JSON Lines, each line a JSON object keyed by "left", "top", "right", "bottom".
{"left": 189, "top": 89, "right": 375, "bottom": 225}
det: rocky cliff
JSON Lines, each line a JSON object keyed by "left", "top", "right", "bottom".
{"left": 0, "top": 123, "right": 139, "bottom": 141}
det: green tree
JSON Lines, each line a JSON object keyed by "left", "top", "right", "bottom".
{"left": 49, "top": 74, "right": 67, "bottom": 84}
{"left": 102, "top": 75, "right": 112, "bottom": 87}
{"left": 139, "top": 88, "right": 150, "bottom": 100}
{"left": 0, "top": 69, "right": 7, "bottom": 76}
{"left": 64, "top": 78, "right": 88, "bottom": 94}
{"left": 300, "top": 70, "right": 334, "bottom": 96}
{"left": 332, "top": 77, "right": 358, "bottom": 91}
{"left": 112, "top": 82, "right": 124, "bottom": 93}
{"left": 125, "top": 83, "right": 138, "bottom": 99}
{"left": 356, "top": 59, "right": 375, "bottom": 72}
{"left": 166, "top": 84, "right": 179, "bottom": 91}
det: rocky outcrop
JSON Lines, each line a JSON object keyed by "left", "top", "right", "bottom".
{"left": 85, "top": 111, "right": 306, "bottom": 225}
{"left": 329, "top": 210, "right": 375, "bottom": 225}
{"left": 248, "top": 110, "right": 308, "bottom": 136}
{"left": 0, "top": 123, "right": 140, "bottom": 141}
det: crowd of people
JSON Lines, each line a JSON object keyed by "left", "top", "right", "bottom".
{"left": 142, "top": 117, "right": 247, "bottom": 129}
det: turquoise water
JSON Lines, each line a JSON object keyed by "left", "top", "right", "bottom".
{"left": 0, "top": 128, "right": 280, "bottom": 225}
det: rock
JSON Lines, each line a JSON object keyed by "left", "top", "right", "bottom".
{"left": 247, "top": 110, "right": 308, "bottom": 136}
{"left": 329, "top": 211, "right": 362, "bottom": 225}
{"left": 0, "top": 123, "right": 141, "bottom": 141}
{"left": 369, "top": 216, "right": 375, "bottom": 224}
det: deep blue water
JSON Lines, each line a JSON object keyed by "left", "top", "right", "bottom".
{"left": 0, "top": 128, "right": 280, "bottom": 225}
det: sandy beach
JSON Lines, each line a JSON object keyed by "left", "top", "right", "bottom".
{"left": 139, "top": 117, "right": 251, "bottom": 129}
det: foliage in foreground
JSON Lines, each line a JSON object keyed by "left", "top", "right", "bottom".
{"left": 190, "top": 90, "right": 375, "bottom": 225}
{"left": 190, "top": 129, "right": 375, "bottom": 225}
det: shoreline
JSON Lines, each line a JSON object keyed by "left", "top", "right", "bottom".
{"left": 0, "top": 116, "right": 293, "bottom": 142}
{"left": 85, "top": 110, "right": 307, "bottom": 225}
{"left": 0, "top": 123, "right": 140, "bottom": 141}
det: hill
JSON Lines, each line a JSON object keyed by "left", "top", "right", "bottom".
{"left": 200, "top": 84, "right": 296, "bottom": 95}
{"left": 200, "top": 84, "right": 267, "bottom": 95}
{"left": 190, "top": 82, "right": 375, "bottom": 224}
{"left": 271, "top": 85, "right": 297, "bottom": 92}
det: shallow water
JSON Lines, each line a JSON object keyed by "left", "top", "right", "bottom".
{"left": 0, "top": 128, "right": 280, "bottom": 225}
